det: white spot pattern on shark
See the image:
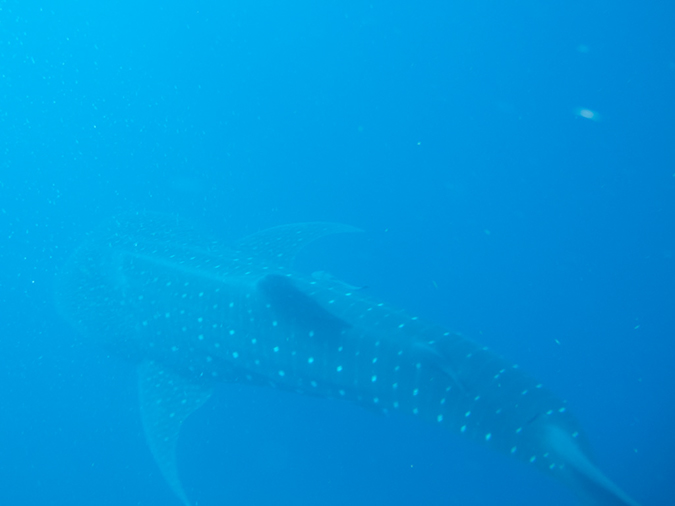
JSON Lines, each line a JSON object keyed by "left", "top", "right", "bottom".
{"left": 55, "top": 213, "right": 641, "bottom": 506}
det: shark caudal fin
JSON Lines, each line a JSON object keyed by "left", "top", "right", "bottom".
{"left": 546, "top": 425, "right": 640, "bottom": 506}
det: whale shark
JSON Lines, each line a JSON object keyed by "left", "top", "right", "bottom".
{"left": 56, "top": 213, "right": 640, "bottom": 506}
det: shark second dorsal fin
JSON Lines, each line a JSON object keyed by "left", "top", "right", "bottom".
{"left": 138, "top": 361, "right": 213, "bottom": 506}
{"left": 232, "top": 222, "right": 362, "bottom": 269}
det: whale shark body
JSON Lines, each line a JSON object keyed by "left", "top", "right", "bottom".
{"left": 56, "top": 214, "right": 640, "bottom": 505}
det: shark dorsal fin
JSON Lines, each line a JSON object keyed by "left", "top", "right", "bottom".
{"left": 232, "top": 222, "right": 362, "bottom": 269}
{"left": 258, "top": 274, "right": 351, "bottom": 339}
{"left": 138, "top": 361, "right": 213, "bottom": 506}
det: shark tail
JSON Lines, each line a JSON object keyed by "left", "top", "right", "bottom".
{"left": 545, "top": 425, "right": 640, "bottom": 506}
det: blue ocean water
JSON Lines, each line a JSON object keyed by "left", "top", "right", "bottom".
{"left": 0, "top": 0, "right": 673, "bottom": 505}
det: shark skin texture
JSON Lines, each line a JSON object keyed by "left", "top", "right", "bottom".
{"left": 56, "top": 213, "right": 640, "bottom": 506}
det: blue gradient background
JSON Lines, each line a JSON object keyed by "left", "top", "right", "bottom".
{"left": 0, "top": 1, "right": 673, "bottom": 505}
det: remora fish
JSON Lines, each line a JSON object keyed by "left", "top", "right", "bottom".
{"left": 56, "top": 213, "right": 640, "bottom": 506}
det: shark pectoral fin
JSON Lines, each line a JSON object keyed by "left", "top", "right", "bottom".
{"left": 232, "top": 222, "right": 362, "bottom": 269}
{"left": 138, "top": 361, "right": 214, "bottom": 506}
